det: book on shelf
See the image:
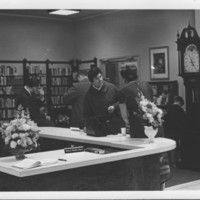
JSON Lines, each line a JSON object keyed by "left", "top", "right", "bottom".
{"left": 12, "top": 158, "right": 58, "bottom": 170}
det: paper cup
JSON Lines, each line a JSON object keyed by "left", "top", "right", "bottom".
{"left": 121, "top": 127, "right": 126, "bottom": 135}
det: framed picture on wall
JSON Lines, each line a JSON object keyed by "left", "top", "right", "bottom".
{"left": 149, "top": 46, "right": 169, "bottom": 80}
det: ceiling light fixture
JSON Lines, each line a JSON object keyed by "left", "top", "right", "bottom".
{"left": 48, "top": 10, "right": 80, "bottom": 16}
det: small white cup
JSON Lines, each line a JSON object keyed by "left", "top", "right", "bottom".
{"left": 121, "top": 127, "right": 126, "bottom": 136}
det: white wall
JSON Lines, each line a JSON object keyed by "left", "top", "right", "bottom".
{"left": 0, "top": 10, "right": 196, "bottom": 102}
{"left": 0, "top": 15, "right": 75, "bottom": 61}
{"left": 74, "top": 10, "right": 195, "bottom": 99}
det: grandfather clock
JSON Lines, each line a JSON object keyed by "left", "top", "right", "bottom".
{"left": 177, "top": 25, "right": 200, "bottom": 132}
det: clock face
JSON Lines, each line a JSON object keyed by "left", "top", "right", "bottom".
{"left": 184, "top": 44, "right": 200, "bottom": 73}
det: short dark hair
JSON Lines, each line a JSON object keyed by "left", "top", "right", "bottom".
{"left": 26, "top": 78, "right": 40, "bottom": 87}
{"left": 120, "top": 64, "right": 138, "bottom": 82}
{"left": 174, "top": 96, "right": 184, "bottom": 106}
{"left": 88, "top": 67, "right": 102, "bottom": 82}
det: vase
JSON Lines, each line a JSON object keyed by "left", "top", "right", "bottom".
{"left": 144, "top": 126, "right": 158, "bottom": 143}
{"left": 13, "top": 149, "right": 27, "bottom": 160}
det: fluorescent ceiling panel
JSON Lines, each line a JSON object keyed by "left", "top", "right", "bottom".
{"left": 49, "top": 10, "right": 80, "bottom": 16}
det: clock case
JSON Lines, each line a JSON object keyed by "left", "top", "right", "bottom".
{"left": 176, "top": 25, "right": 200, "bottom": 171}
{"left": 176, "top": 25, "right": 200, "bottom": 131}
{"left": 177, "top": 24, "right": 200, "bottom": 79}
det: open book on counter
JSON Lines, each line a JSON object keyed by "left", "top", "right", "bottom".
{"left": 12, "top": 158, "right": 58, "bottom": 170}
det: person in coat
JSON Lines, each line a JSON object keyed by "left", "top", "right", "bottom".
{"left": 16, "top": 77, "right": 54, "bottom": 127}
{"left": 83, "top": 67, "right": 124, "bottom": 136}
{"left": 63, "top": 70, "right": 91, "bottom": 129}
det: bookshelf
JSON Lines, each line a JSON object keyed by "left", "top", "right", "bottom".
{"left": 148, "top": 80, "right": 179, "bottom": 109}
{"left": 0, "top": 59, "right": 75, "bottom": 127}
{"left": 47, "top": 60, "right": 74, "bottom": 126}
{"left": 0, "top": 61, "right": 24, "bottom": 126}
{"left": 23, "top": 59, "right": 47, "bottom": 104}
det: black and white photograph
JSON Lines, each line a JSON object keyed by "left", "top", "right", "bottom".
{"left": 0, "top": 0, "right": 200, "bottom": 199}
{"left": 150, "top": 46, "right": 169, "bottom": 80}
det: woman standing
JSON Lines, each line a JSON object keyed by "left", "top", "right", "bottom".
{"left": 119, "top": 64, "right": 170, "bottom": 189}
{"left": 118, "top": 64, "right": 154, "bottom": 138}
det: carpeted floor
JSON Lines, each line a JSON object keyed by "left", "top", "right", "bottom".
{"left": 165, "top": 166, "right": 200, "bottom": 190}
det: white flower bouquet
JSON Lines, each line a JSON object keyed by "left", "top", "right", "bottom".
{"left": 137, "top": 92, "right": 163, "bottom": 129}
{"left": 0, "top": 105, "right": 40, "bottom": 157}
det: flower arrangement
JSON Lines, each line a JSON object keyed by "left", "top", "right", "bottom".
{"left": 136, "top": 91, "right": 163, "bottom": 129}
{"left": 0, "top": 105, "right": 40, "bottom": 158}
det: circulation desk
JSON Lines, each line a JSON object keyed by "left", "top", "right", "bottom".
{"left": 0, "top": 127, "right": 175, "bottom": 191}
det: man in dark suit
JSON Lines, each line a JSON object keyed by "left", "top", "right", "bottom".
{"left": 16, "top": 78, "right": 54, "bottom": 126}
{"left": 163, "top": 96, "right": 186, "bottom": 166}
{"left": 63, "top": 70, "right": 91, "bottom": 129}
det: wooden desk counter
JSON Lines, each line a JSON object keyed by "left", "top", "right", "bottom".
{"left": 0, "top": 127, "right": 175, "bottom": 191}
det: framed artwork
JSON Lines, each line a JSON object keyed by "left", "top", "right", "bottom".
{"left": 149, "top": 46, "right": 169, "bottom": 80}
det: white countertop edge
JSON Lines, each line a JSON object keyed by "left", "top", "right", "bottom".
{"left": 0, "top": 142, "right": 175, "bottom": 177}
{"left": 0, "top": 127, "right": 176, "bottom": 177}
{"left": 38, "top": 127, "right": 176, "bottom": 150}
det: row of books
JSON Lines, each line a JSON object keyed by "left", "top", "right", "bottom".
{"left": 0, "top": 76, "right": 16, "bottom": 85}
{"left": 50, "top": 86, "right": 68, "bottom": 95}
{"left": 0, "top": 98, "right": 15, "bottom": 108}
{"left": 0, "top": 65, "right": 21, "bottom": 76}
{"left": 0, "top": 86, "right": 14, "bottom": 95}
{"left": 0, "top": 108, "right": 15, "bottom": 119}
{"left": 50, "top": 66, "right": 71, "bottom": 76}
{"left": 150, "top": 84, "right": 173, "bottom": 96}
{"left": 39, "top": 76, "right": 46, "bottom": 85}
{"left": 27, "top": 65, "right": 46, "bottom": 74}
{"left": 29, "top": 75, "right": 46, "bottom": 85}
{"left": 51, "top": 96, "right": 64, "bottom": 105}
{"left": 50, "top": 77, "right": 70, "bottom": 85}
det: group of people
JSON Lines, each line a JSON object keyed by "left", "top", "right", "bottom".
{"left": 16, "top": 65, "right": 186, "bottom": 166}
{"left": 63, "top": 65, "right": 163, "bottom": 138}
{"left": 16, "top": 65, "right": 158, "bottom": 138}
{"left": 15, "top": 65, "right": 187, "bottom": 189}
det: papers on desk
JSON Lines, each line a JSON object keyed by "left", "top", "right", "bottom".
{"left": 70, "top": 127, "right": 80, "bottom": 131}
{"left": 12, "top": 158, "right": 58, "bottom": 170}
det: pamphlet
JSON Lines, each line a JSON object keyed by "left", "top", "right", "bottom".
{"left": 12, "top": 158, "right": 58, "bottom": 170}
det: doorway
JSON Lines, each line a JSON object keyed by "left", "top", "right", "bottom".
{"left": 100, "top": 55, "right": 139, "bottom": 89}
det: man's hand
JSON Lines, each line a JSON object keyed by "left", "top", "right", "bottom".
{"left": 38, "top": 87, "right": 45, "bottom": 101}
{"left": 108, "top": 105, "right": 115, "bottom": 113}
{"left": 38, "top": 87, "right": 45, "bottom": 96}
{"left": 45, "top": 115, "right": 51, "bottom": 120}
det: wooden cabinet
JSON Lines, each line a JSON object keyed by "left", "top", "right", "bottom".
{"left": 148, "top": 80, "right": 179, "bottom": 109}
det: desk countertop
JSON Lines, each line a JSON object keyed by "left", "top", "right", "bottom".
{"left": 0, "top": 127, "right": 175, "bottom": 177}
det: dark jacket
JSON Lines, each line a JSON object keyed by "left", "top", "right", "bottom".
{"left": 83, "top": 81, "right": 124, "bottom": 135}
{"left": 16, "top": 87, "right": 54, "bottom": 126}
{"left": 119, "top": 81, "right": 154, "bottom": 138}
{"left": 63, "top": 79, "right": 91, "bottom": 129}
{"left": 163, "top": 104, "right": 186, "bottom": 139}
